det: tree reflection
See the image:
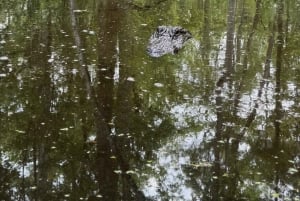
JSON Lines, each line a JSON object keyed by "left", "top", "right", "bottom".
{"left": 69, "top": 0, "right": 148, "bottom": 200}
{"left": 0, "top": 0, "right": 300, "bottom": 200}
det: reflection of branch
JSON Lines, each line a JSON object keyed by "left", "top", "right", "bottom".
{"left": 69, "top": 0, "right": 111, "bottom": 137}
{"left": 69, "top": 0, "right": 110, "bottom": 126}
{"left": 69, "top": 0, "right": 93, "bottom": 96}
{"left": 240, "top": 21, "right": 276, "bottom": 135}
{"left": 226, "top": 0, "right": 274, "bottom": 135}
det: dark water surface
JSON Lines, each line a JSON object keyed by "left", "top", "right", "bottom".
{"left": 0, "top": 0, "right": 300, "bottom": 200}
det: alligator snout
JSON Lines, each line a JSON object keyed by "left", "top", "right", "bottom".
{"left": 147, "top": 25, "right": 192, "bottom": 57}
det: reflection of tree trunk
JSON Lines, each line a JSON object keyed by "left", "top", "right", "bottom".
{"left": 237, "top": 0, "right": 261, "bottom": 67}
{"left": 224, "top": 139, "right": 239, "bottom": 201}
{"left": 264, "top": 20, "right": 276, "bottom": 78}
{"left": 24, "top": 6, "right": 53, "bottom": 200}
{"left": 114, "top": 41, "right": 147, "bottom": 201}
{"left": 217, "top": 0, "right": 236, "bottom": 87}
{"left": 69, "top": 0, "right": 146, "bottom": 200}
{"left": 30, "top": 35, "right": 52, "bottom": 200}
{"left": 241, "top": 0, "right": 261, "bottom": 71}
{"left": 215, "top": 1, "right": 245, "bottom": 200}
{"left": 274, "top": 0, "right": 283, "bottom": 147}
{"left": 239, "top": 19, "right": 274, "bottom": 133}
{"left": 27, "top": 0, "right": 40, "bottom": 17}
{"left": 233, "top": 0, "right": 261, "bottom": 112}
{"left": 212, "top": 1, "right": 237, "bottom": 199}
{"left": 285, "top": 1, "right": 290, "bottom": 44}
{"left": 236, "top": 0, "right": 245, "bottom": 63}
{"left": 69, "top": 0, "right": 118, "bottom": 199}
{"left": 95, "top": 0, "right": 123, "bottom": 199}
{"left": 224, "top": 0, "right": 236, "bottom": 73}
{"left": 212, "top": 91, "right": 222, "bottom": 201}
{"left": 96, "top": 0, "right": 121, "bottom": 123}
{"left": 69, "top": 0, "right": 92, "bottom": 94}
{"left": 274, "top": 0, "right": 284, "bottom": 198}
{"left": 115, "top": 75, "right": 135, "bottom": 200}
{"left": 201, "top": 0, "right": 211, "bottom": 64}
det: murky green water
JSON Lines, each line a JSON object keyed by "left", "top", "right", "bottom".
{"left": 0, "top": 0, "right": 300, "bottom": 200}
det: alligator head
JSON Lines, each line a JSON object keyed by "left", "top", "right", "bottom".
{"left": 146, "top": 26, "right": 192, "bottom": 57}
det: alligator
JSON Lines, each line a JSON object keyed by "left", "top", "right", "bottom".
{"left": 146, "top": 25, "right": 192, "bottom": 57}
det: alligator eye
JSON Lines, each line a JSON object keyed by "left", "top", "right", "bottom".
{"left": 174, "top": 28, "right": 185, "bottom": 36}
{"left": 157, "top": 26, "right": 165, "bottom": 34}
{"left": 154, "top": 27, "right": 163, "bottom": 38}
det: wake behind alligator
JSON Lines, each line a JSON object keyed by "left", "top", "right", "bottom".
{"left": 147, "top": 26, "right": 192, "bottom": 57}
{"left": 146, "top": 25, "right": 192, "bottom": 57}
